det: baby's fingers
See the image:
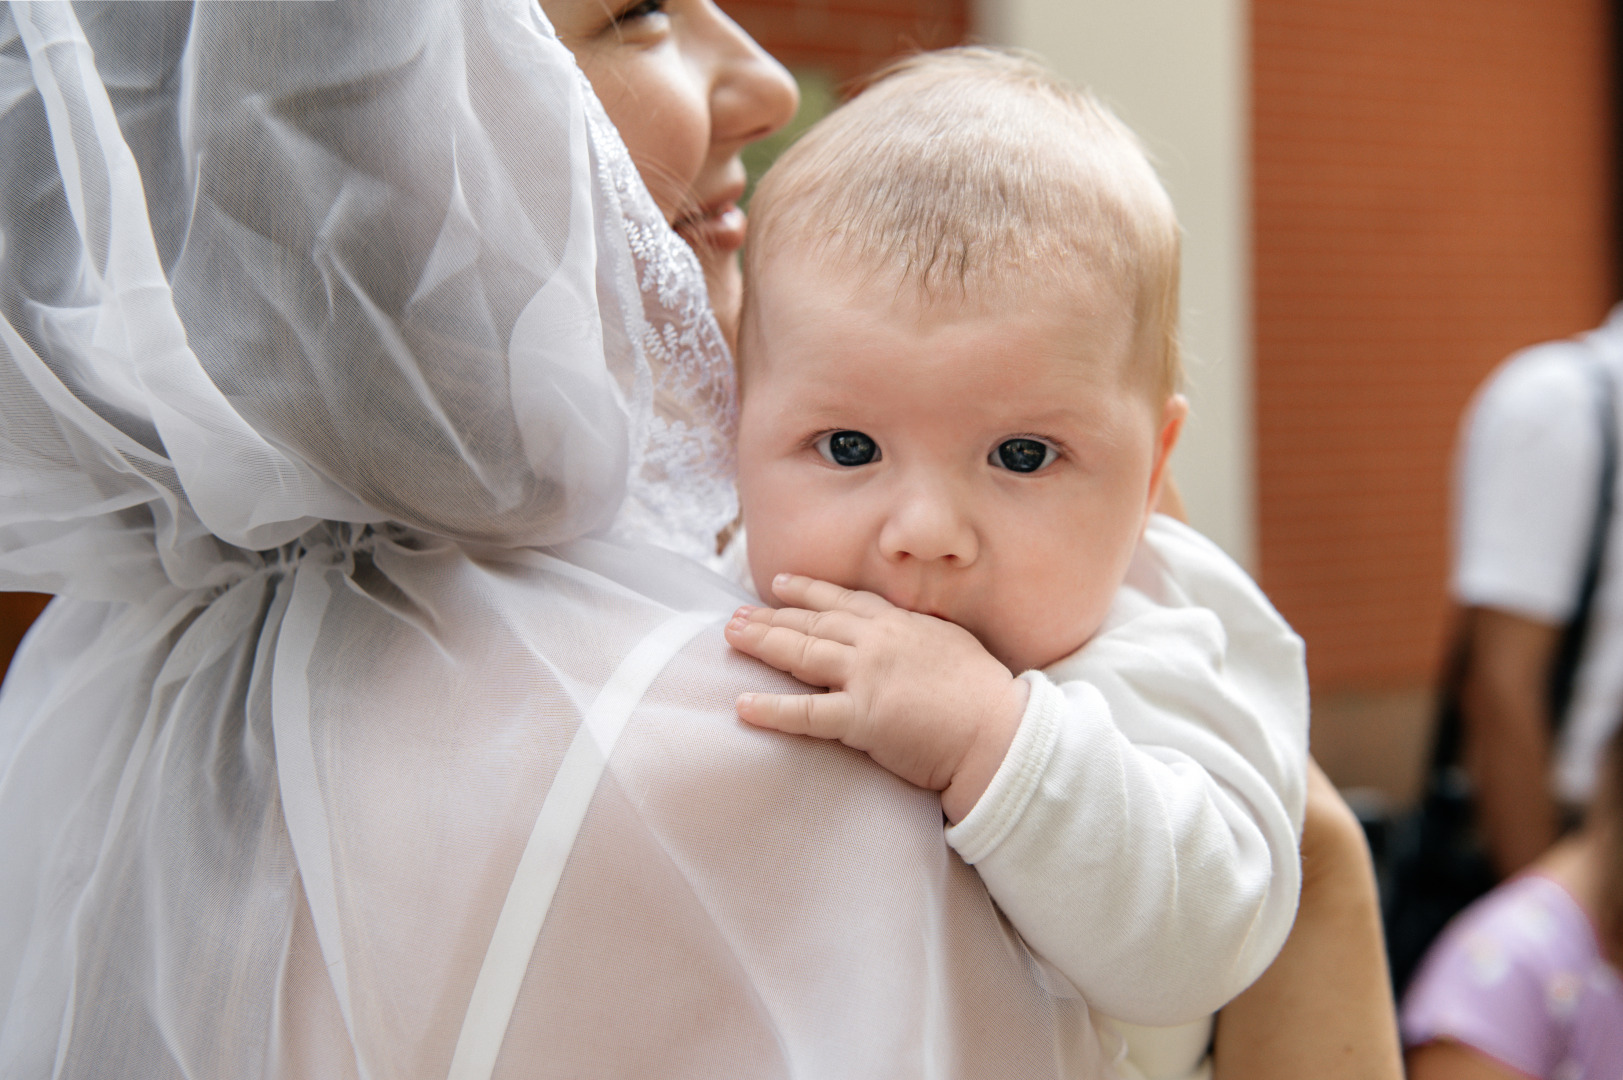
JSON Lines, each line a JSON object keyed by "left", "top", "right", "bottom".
{"left": 737, "top": 689, "right": 857, "bottom": 744}
{"left": 733, "top": 602, "right": 864, "bottom": 646}
{"left": 725, "top": 613, "right": 853, "bottom": 688}
{"left": 769, "top": 574, "right": 893, "bottom": 618}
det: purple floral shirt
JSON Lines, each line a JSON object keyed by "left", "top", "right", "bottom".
{"left": 1401, "top": 874, "right": 1623, "bottom": 1079}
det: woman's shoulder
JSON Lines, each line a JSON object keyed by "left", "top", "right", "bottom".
{"left": 1401, "top": 874, "right": 1622, "bottom": 1078}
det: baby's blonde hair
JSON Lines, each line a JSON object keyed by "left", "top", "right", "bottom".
{"left": 743, "top": 47, "right": 1183, "bottom": 398}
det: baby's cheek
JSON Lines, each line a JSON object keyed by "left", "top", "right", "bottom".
{"left": 746, "top": 504, "right": 864, "bottom": 603}
{"left": 747, "top": 516, "right": 824, "bottom": 591}
{"left": 984, "top": 568, "right": 1118, "bottom": 673}
{"left": 739, "top": 474, "right": 815, "bottom": 593}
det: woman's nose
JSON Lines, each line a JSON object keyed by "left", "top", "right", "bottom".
{"left": 701, "top": 5, "right": 799, "bottom": 150}
{"left": 877, "top": 486, "right": 980, "bottom": 567}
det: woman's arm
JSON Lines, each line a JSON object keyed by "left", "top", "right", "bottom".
{"left": 1211, "top": 758, "right": 1404, "bottom": 1080}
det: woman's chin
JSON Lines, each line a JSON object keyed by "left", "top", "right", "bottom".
{"left": 698, "top": 250, "right": 744, "bottom": 350}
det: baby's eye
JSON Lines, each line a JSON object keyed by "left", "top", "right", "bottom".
{"left": 992, "top": 437, "right": 1057, "bottom": 474}
{"left": 816, "top": 430, "right": 880, "bottom": 467}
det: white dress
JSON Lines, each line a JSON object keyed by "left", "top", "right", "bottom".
{"left": 0, "top": 3, "right": 1108, "bottom": 1077}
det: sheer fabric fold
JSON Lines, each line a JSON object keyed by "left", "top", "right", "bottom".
{"left": 0, "top": 3, "right": 1101, "bottom": 1076}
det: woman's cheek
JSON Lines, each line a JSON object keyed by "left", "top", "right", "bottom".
{"left": 583, "top": 60, "right": 708, "bottom": 222}
{"left": 626, "top": 137, "right": 698, "bottom": 220}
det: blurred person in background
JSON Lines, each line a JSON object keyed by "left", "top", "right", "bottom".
{"left": 1402, "top": 723, "right": 1623, "bottom": 1079}
{"left": 1453, "top": 308, "right": 1623, "bottom": 875}
{"left": 1389, "top": 308, "right": 1623, "bottom": 991}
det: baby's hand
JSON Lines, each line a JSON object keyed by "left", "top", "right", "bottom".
{"left": 723, "top": 574, "right": 1028, "bottom": 823}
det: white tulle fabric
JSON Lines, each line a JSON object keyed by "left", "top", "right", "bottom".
{"left": 0, "top": 3, "right": 1103, "bottom": 1077}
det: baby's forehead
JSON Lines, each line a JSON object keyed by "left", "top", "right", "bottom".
{"left": 737, "top": 50, "right": 1184, "bottom": 401}
{"left": 742, "top": 241, "right": 1143, "bottom": 382}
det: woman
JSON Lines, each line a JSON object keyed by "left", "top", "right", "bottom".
{"left": 0, "top": 1, "right": 1395, "bottom": 1076}
{"left": 0, "top": 2, "right": 1110, "bottom": 1074}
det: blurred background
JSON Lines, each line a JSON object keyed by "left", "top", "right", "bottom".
{"left": 1, "top": 0, "right": 1614, "bottom": 819}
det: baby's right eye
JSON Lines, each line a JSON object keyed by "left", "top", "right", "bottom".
{"left": 816, "top": 430, "right": 880, "bottom": 467}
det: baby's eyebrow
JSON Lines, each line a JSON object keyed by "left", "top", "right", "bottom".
{"left": 779, "top": 399, "right": 870, "bottom": 422}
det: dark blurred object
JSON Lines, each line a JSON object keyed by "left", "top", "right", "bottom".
{"left": 1381, "top": 761, "right": 1499, "bottom": 998}
{"left": 0, "top": 593, "right": 49, "bottom": 681}
{"left": 1380, "top": 622, "right": 1497, "bottom": 1000}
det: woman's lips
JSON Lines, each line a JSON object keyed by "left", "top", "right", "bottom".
{"left": 674, "top": 203, "right": 747, "bottom": 255}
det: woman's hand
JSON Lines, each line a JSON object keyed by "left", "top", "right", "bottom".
{"left": 1212, "top": 759, "right": 1404, "bottom": 1080}
{"left": 724, "top": 573, "right": 1028, "bottom": 823}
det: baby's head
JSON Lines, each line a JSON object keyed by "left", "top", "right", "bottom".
{"left": 735, "top": 47, "right": 1187, "bottom": 672}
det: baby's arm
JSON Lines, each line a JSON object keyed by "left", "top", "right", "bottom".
{"left": 952, "top": 519, "right": 1307, "bottom": 1025}
{"left": 723, "top": 573, "right": 1028, "bottom": 824}
{"left": 951, "top": 665, "right": 1299, "bottom": 1026}
{"left": 726, "top": 521, "right": 1307, "bottom": 1028}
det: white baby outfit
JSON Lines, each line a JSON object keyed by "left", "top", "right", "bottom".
{"left": 728, "top": 513, "right": 1310, "bottom": 1075}
{"left": 948, "top": 514, "right": 1308, "bottom": 1022}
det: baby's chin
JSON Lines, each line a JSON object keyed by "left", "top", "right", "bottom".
{"left": 978, "top": 614, "right": 1108, "bottom": 674}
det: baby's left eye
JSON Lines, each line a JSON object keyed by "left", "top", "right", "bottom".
{"left": 816, "top": 430, "right": 880, "bottom": 467}
{"left": 992, "top": 438, "right": 1057, "bottom": 474}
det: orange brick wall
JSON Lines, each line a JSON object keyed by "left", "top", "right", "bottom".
{"left": 723, "top": 0, "right": 967, "bottom": 86}
{"left": 1253, "top": 0, "right": 1616, "bottom": 691}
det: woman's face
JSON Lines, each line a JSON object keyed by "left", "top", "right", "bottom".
{"left": 544, "top": 0, "right": 798, "bottom": 345}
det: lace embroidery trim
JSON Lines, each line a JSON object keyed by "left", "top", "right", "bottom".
{"left": 583, "top": 81, "right": 739, "bottom": 564}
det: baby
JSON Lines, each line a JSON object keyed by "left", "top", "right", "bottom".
{"left": 720, "top": 47, "right": 1308, "bottom": 1051}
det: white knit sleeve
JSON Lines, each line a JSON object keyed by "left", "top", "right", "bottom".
{"left": 945, "top": 516, "right": 1308, "bottom": 1026}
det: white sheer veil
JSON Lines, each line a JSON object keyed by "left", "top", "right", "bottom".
{"left": 0, "top": 2, "right": 1103, "bottom": 1076}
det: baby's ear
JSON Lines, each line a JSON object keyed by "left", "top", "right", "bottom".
{"left": 1147, "top": 394, "right": 1189, "bottom": 518}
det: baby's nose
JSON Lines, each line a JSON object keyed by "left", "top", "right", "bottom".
{"left": 877, "top": 487, "right": 979, "bottom": 566}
